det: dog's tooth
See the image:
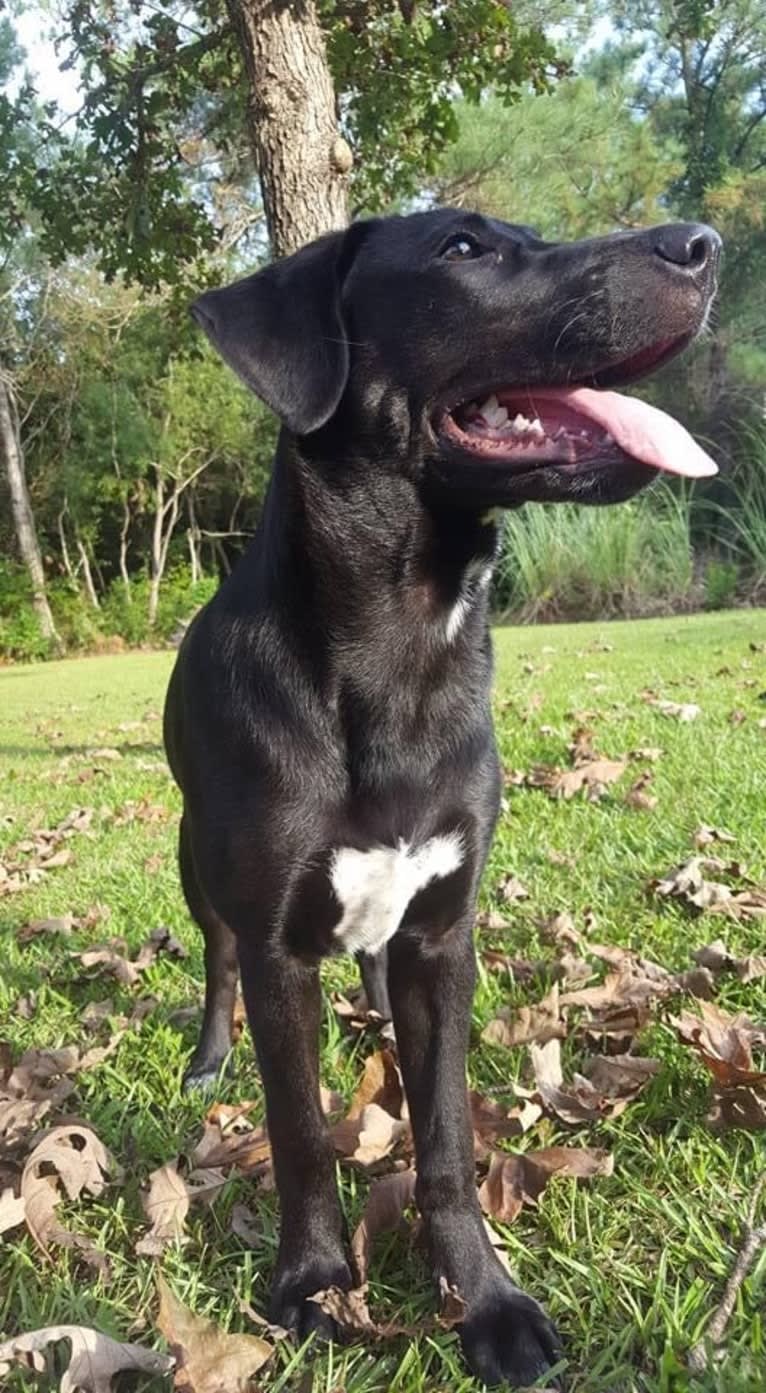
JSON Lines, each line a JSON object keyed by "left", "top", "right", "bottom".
{"left": 494, "top": 406, "right": 509, "bottom": 427}
{"left": 529, "top": 417, "right": 545, "bottom": 439}
{"left": 603, "top": 432, "right": 614, "bottom": 445}
{"left": 513, "top": 413, "right": 530, "bottom": 430}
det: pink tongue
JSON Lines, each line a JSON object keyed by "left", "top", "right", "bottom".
{"left": 526, "top": 387, "right": 718, "bottom": 479}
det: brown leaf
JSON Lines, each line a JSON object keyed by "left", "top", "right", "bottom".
{"left": 134, "top": 924, "right": 189, "bottom": 966}
{"left": 307, "top": 1284, "right": 377, "bottom": 1336}
{"left": 330, "top": 991, "right": 396, "bottom": 1042}
{"left": 330, "top": 1103, "right": 411, "bottom": 1168}
{"left": 4, "top": 1040, "right": 119, "bottom": 1105}
{"left": 0, "top": 1097, "right": 52, "bottom": 1156}
{"left": 539, "top": 911, "right": 584, "bottom": 949}
{"left": 692, "top": 939, "right": 766, "bottom": 983}
{"left": 672, "top": 1002, "right": 766, "bottom": 1087}
{"left": 191, "top": 1103, "right": 271, "bottom": 1175}
{"left": 708, "top": 1085, "right": 766, "bottom": 1131}
{"left": 624, "top": 773, "right": 658, "bottom": 812}
{"left": 351, "top": 1169, "right": 417, "bottom": 1284}
{"left": 75, "top": 944, "right": 142, "bottom": 987}
{"left": 230, "top": 1203, "right": 261, "bottom": 1248}
{"left": 529, "top": 1039, "right": 659, "bottom": 1123}
{"left": 348, "top": 1049, "right": 403, "bottom": 1121}
{"left": 157, "top": 1276, "right": 272, "bottom": 1393}
{"left": 481, "top": 984, "right": 565, "bottom": 1049}
{"left": 21, "top": 1123, "right": 116, "bottom": 1272}
{"left": 0, "top": 1325, "right": 173, "bottom": 1393}
{"left": 694, "top": 825, "right": 736, "bottom": 848}
{"left": 646, "top": 698, "right": 701, "bottom": 721}
{"left": 136, "top": 1162, "right": 190, "bottom": 1256}
{"left": 478, "top": 1146, "right": 613, "bottom": 1224}
{"left": 480, "top": 950, "right": 544, "bottom": 982}
{"left": 16, "top": 914, "right": 75, "bottom": 944}
{"left": 0, "top": 1186, "right": 25, "bottom": 1235}
{"left": 469, "top": 1091, "right": 542, "bottom": 1153}
{"left": 530, "top": 757, "right": 627, "bottom": 800}
{"left": 653, "top": 857, "right": 766, "bottom": 919}
{"left": 568, "top": 726, "right": 597, "bottom": 761}
{"left": 498, "top": 873, "right": 529, "bottom": 904}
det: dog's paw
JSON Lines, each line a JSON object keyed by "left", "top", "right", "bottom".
{"left": 270, "top": 1254, "right": 355, "bottom": 1343}
{"left": 460, "top": 1278, "right": 563, "bottom": 1389}
{"left": 181, "top": 1052, "right": 233, "bottom": 1093}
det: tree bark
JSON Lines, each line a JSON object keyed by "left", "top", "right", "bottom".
{"left": 227, "top": 0, "right": 351, "bottom": 256}
{"left": 0, "top": 368, "right": 62, "bottom": 651}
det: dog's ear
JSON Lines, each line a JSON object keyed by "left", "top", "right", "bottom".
{"left": 191, "top": 223, "right": 370, "bottom": 435}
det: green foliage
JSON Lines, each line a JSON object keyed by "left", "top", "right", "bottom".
{"left": 2, "top": 1, "right": 564, "bottom": 285}
{"left": 433, "top": 77, "right": 680, "bottom": 238}
{"left": 495, "top": 486, "right": 695, "bottom": 621}
{"left": 703, "top": 558, "right": 739, "bottom": 610}
{"left": 100, "top": 568, "right": 218, "bottom": 645}
{"left": 0, "top": 560, "right": 51, "bottom": 661}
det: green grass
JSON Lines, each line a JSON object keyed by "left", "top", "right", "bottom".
{"left": 1, "top": 612, "right": 765, "bottom": 1393}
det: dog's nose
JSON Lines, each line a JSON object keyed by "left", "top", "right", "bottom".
{"left": 653, "top": 222, "right": 721, "bottom": 276}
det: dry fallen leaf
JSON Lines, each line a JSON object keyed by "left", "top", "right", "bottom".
{"left": 0, "top": 1324, "right": 173, "bottom": 1393}
{"left": 330, "top": 1103, "right": 411, "bottom": 1168}
{"left": 0, "top": 1186, "right": 25, "bottom": 1235}
{"left": 692, "top": 939, "right": 766, "bottom": 984}
{"left": 694, "top": 825, "right": 736, "bottom": 849}
{"left": 16, "top": 914, "right": 75, "bottom": 944}
{"left": 469, "top": 1090, "right": 543, "bottom": 1154}
{"left": 624, "top": 773, "right": 658, "bottom": 812}
{"left": 653, "top": 857, "right": 765, "bottom": 920}
{"left": 0, "top": 1093, "right": 53, "bottom": 1156}
{"left": 528, "top": 757, "right": 627, "bottom": 801}
{"left": 136, "top": 1162, "right": 191, "bottom": 1256}
{"left": 157, "top": 1275, "right": 272, "bottom": 1393}
{"left": 21, "top": 1124, "right": 117, "bottom": 1272}
{"left": 478, "top": 1145, "right": 613, "bottom": 1224}
{"left": 497, "top": 873, "right": 529, "bottom": 903}
{"left": 482, "top": 984, "right": 566, "bottom": 1049}
{"left": 351, "top": 1169, "right": 417, "bottom": 1283}
{"left": 529, "top": 1039, "right": 660, "bottom": 1123}
{"left": 348, "top": 1049, "right": 404, "bottom": 1121}
{"left": 191, "top": 1102, "right": 271, "bottom": 1175}
{"left": 673, "top": 1001, "right": 766, "bottom": 1132}
{"left": 646, "top": 697, "right": 701, "bottom": 722}
{"left": 672, "top": 1002, "right": 766, "bottom": 1088}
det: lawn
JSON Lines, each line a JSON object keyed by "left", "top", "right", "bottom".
{"left": 1, "top": 610, "right": 765, "bottom": 1393}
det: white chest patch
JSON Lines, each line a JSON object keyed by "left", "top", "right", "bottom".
{"left": 330, "top": 832, "right": 464, "bottom": 956}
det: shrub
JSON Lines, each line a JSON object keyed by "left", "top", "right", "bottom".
{"left": 703, "top": 558, "right": 740, "bottom": 611}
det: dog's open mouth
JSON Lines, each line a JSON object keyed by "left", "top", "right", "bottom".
{"left": 440, "top": 347, "right": 718, "bottom": 480}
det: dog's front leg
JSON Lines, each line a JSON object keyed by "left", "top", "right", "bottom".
{"left": 388, "top": 924, "right": 562, "bottom": 1388}
{"left": 237, "top": 937, "right": 353, "bottom": 1338}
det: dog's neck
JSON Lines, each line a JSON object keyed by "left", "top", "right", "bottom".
{"left": 255, "top": 438, "right": 499, "bottom": 658}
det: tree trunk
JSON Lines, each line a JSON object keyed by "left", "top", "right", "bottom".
{"left": 0, "top": 368, "right": 62, "bottom": 651}
{"left": 119, "top": 497, "right": 132, "bottom": 598}
{"left": 76, "top": 535, "right": 100, "bottom": 609}
{"left": 228, "top": 0, "right": 351, "bottom": 256}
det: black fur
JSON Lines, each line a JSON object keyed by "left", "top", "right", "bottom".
{"left": 164, "top": 209, "right": 719, "bottom": 1387}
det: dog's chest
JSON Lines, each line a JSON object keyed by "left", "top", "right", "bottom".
{"left": 329, "top": 833, "right": 464, "bottom": 955}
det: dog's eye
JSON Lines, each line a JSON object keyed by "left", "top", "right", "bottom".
{"left": 440, "top": 234, "right": 484, "bottom": 261}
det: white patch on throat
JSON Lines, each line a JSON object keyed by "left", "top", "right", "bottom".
{"left": 445, "top": 563, "right": 493, "bottom": 643}
{"left": 330, "top": 832, "right": 464, "bottom": 956}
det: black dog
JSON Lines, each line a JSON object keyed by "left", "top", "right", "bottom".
{"left": 164, "top": 210, "right": 719, "bottom": 1388}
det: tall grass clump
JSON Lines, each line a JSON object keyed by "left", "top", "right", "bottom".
{"left": 706, "top": 426, "right": 766, "bottom": 593}
{"left": 494, "top": 484, "right": 694, "bottom": 621}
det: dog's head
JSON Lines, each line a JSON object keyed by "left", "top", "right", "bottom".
{"left": 192, "top": 209, "right": 720, "bottom": 507}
